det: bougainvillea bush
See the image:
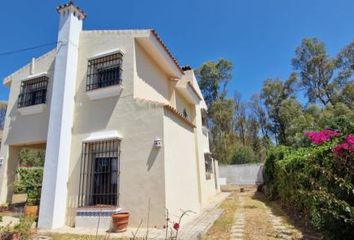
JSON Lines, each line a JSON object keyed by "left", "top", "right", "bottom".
{"left": 264, "top": 130, "right": 354, "bottom": 239}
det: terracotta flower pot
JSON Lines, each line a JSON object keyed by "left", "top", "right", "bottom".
{"left": 111, "top": 212, "right": 129, "bottom": 232}
{"left": 23, "top": 205, "right": 39, "bottom": 218}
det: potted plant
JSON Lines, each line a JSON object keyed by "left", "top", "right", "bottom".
{"left": 15, "top": 167, "right": 43, "bottom": 218}
{"left": 23, "top": 187, "right": 41, "bottom": 218}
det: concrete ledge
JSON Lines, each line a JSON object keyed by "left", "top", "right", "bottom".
{"left": 18, "top": 104, "right": 46, "bottom": 116}
{"left": 75, "top": 208, "right": 116, "bottom": 230}
{"left": 86, "top": 85, "right": 122, "bottom": 100}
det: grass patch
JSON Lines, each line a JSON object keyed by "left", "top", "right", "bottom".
{"left": 202, "top": 193, "right": 238, "bottom": 240}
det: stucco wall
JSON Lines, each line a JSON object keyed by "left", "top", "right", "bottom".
{"left": 175, "top": 91, "right": 195, "bottom": 122}
{"left": 193, "top": 103, "right": 219, "bottom": 204}
{"left": 66, "top": 31, "right": 167, "bottom": 227}
{"left": 2, "top": 51, "right": 55, "bottom": 146}
{"left": 163, "top": 109, "right": 200, "bottom": 223}
{"left": 0, "top": 29, "right": 219, "bottom": 229}
{"left": 0, "top": 51, "right": 55, "bottom": 203}
{"left": 134, "top": 41, "right": 172, "bottom": 104}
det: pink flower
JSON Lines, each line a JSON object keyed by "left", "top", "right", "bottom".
{"left": 304, "top": 130, "right": 340, "bottom": 145}
{"left": 322, "top": 130, "right": 341, "bottom": 138}
{"left": 173, "top": 223, "right": 180, "bottom": 231}
{"left": 333, "top": 134, "right": 354, "bottom": 157}
{"left": 346, "top": 134, "right": 354, "bottom": 145}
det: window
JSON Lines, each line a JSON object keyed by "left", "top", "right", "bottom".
{"left": 183, "top": 108, "right": 188, "bottom": 118}
{"left": 78, "top": 139, "right": 120, "bottom": 207}
{"left": 205, "top": 153, "right": 213, "bottom": 180}
{"left": 201, "top": 109, "right": 208, "bottom": 127}
{"left": 86, "top": 53, "right": 123, "bottom": 91}
{"left": 18, "top": 76, "right": 48, "bottom": 108}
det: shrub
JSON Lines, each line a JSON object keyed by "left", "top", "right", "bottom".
{"left": 18, "top": 148, "right": 45, "bottom": 167}
{"left": 14, "top": 167, "right": 43, "bottom": 205}
{"left": 231, "top": 145, "right": 258, "bottom": 164}
{"left": 264, "top": 132, "right": 354, "bottom": 239}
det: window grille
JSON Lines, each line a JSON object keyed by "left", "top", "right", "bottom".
{"left": 205, "top": 153, "right": 213, "bottom": 180}
{"left": 78, "top": 139, "right": 120, "bottom": 207}
{"left": 18, "top": 76, "right": 48, "bottom": 108}
{"left": 86, "top": 53, "right": 123, "bottom": 91}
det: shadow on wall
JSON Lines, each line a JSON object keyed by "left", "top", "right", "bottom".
{"left": 146, "top": 144, "right": 160, "bottom": 171}
{"left": 135, "top": 41, "right": 170, "bottom": 102}
{"left": 5, "top": 61, "right": 55, "bottom": 146}
{"left": 73, "top": 72, "right": 122, "bottom": 134}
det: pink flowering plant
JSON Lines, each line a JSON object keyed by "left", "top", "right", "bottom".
{"left": 265, "top": 130, "right": 354, "bottom": 238}
{"left": 333, "top": 134, "right": 354, "bottom": 158}
{"left": 304, "top": 129, "right": 340, "bottom": 145}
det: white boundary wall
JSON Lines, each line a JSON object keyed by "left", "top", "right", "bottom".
{"left": 219, "top": 163, "right": 263, "bottom": 185}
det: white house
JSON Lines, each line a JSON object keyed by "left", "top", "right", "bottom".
{"left": 0, "top": 2, "right": 220, "bottom": 230}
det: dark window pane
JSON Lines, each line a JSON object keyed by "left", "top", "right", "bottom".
{"left": 18, "top": 76, "right": 48, "bottom": 108}
{"left": 86, "top": 53, "right": 123, "bottom": 91}
{"left": 78, "top": 140, "right": 120, "bottom": 207}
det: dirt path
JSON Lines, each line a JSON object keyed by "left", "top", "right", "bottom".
{"left": 204, "top": 186, "right": 322, "bottom": 240}
{"left": 230, "top": 187, "right": 304, "bottom": 240}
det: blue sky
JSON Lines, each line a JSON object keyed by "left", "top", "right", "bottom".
{"left": 0, "top": 0, "right": 353, "bottom": 101}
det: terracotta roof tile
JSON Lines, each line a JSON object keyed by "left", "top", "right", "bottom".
{"left": 163, "top": 105, "right": 195, "bottom": 128}
{"left": 151, "top": 30, "right": 184, "bottom": 74}
{"left": 57, "top": 1, "right": 87, "bottom": 19}
{"left": 134, "top": 97, "right": 195, "bottom": 128}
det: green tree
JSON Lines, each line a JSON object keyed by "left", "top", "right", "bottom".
{"left": 336, "top": 41, "right": 354, "bottom": 86}
{"left": 292, "top": 38, "right": 337, "bottom": 106}
{"left": 195, "top": 59, "right": 232, "bottom": 108}
{"left": 196, "top": 59, "right": 237, "bottom": 164}
{"left": 208, "top": 99, "right": 237, "bottom": 164}
{"left": 250, "top": 94, "right": 269, "bottom": 139}
{"left": 232, "top": 145, "right": 258, "bottom": 164}
{"left": 234, "top": 92, "right": 247, "bottom": 145}
{"left": 339, "top": 82, "right": 354, "bottom": 110}
{"left": 278, "top": 99, "right": 316, "bottom": 146}
{"left": 261, "top": 74, "right": 297, "bottom": 144}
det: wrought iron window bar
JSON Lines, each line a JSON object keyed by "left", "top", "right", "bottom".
{"left": 18, "top": 76, "right": 48, "bottom": 108}
{"left": 78, "top": 139, "right": 120, "bottom": 207}
{"left": 86, "top": 53, "right": 123, "bottom": 91}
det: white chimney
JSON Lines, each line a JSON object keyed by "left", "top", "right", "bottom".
{"left": 38, "top": 1, "right": 86, "bottom": 229}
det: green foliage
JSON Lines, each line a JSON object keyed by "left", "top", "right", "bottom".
{"left": 195, "top": 59, "right": 232, "bottom": 108}
{"left": 231, "top": 145, "right": 258, "bottom": 164}
{"left": 0, "top": 217, "right": 34, "bottom": 240}
{"left": 210, "top": 132, "right": 236, "bottom": 165}
{"left": 264, "top": 137, "right": 354, "bottom": 239}
{"left": 18, "top": 148, "right": 45, "bottom": 167}
{"left": 13, "top": 217, "right": 35, "bottom": 239}
{"left": 292, "top": 38, "right": 337, "bottom": 106}
{"left": 197, "top": 60, "right": 246, "bottom": 164}
{"left": 14, "top": 167, "right": 43, "bottom": 205}
{"left": 196, "top": 38, "right": 353, "bottom": 165}
{"left": 261, "top": 74, "right": 297, "bottom": 145}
